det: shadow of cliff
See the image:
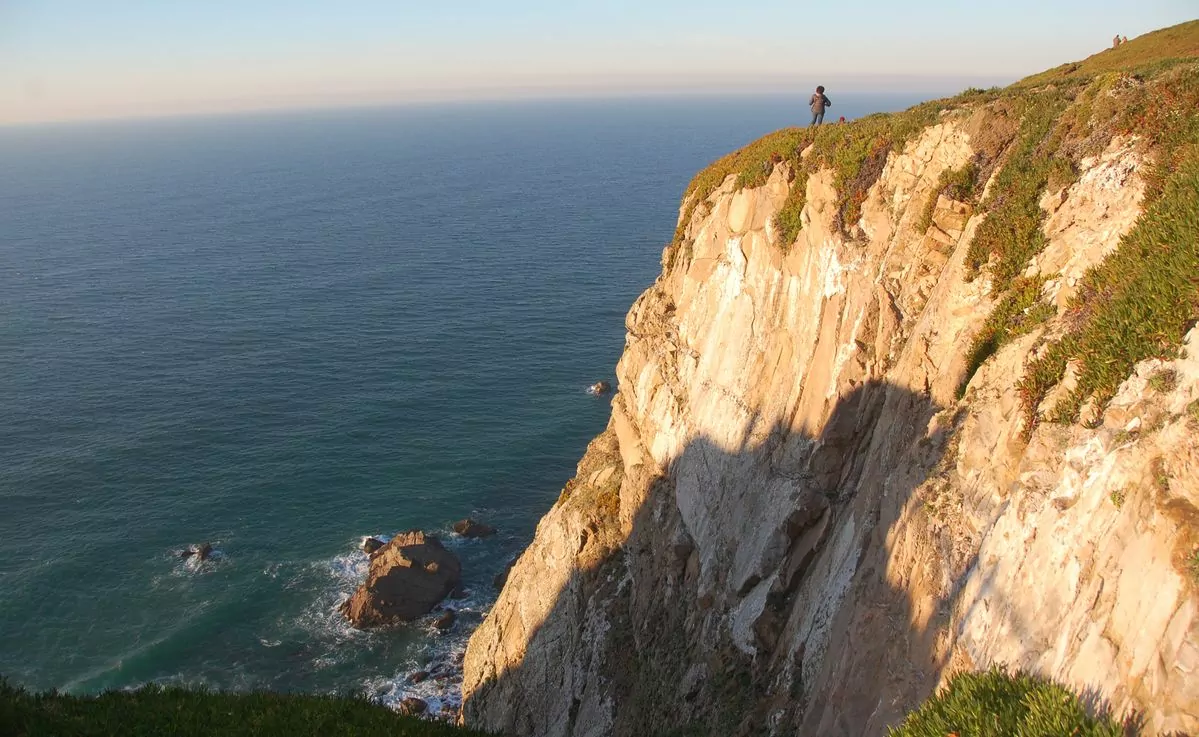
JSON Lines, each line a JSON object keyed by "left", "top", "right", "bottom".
{"left": 460, "top": 379, "right": 1058, "bottom": 737}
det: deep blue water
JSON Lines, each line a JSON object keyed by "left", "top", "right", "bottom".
{"left": 0, "top": 93, "right": 924, "bottom": 709}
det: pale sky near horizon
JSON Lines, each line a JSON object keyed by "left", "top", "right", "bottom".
{"left": 0, "top": 1, "right": 1194, "bottom": 125}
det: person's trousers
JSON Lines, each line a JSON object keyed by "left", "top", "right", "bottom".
{"left": 810, "top": 110, "right": 825, "bottom": 126}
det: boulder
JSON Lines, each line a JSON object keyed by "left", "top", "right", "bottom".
{"left": 409, "top": 670, "right": 430, "bottom": 684}
{"left": 588, "top": 380, "right": 612, "bottom": 395}
{"left": 493, "top": 556, "right": 518, "bottom": 590}
{"left": 362, "top": 537, "right": 386, "bottom": 556}
{"left": 453, "top": 518, "right": 496, "bottom": 538}
{"left": 399, "top": 697, "right": 427, "bottom": 716}
{"left": 434, "top": 610, "right": 456, "bottom": 631}
{"left": 181, "top": 543, "right": 214, "bottom": 562}
{"left": 339, "top": 531, "right": 462, "bottom": 628}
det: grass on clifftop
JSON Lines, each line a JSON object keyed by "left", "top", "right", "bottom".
{"left": 676, "top": 21, "right": 1199, "bottom": 426}
{"left": 1019, "top": 19, "right": 1199, "bottom": 87}
{"left": 0, "top": 680, "right": 489, "bottom": 737}
{"left": 672, "top": 92, "right": 979, "bottom": 247}
{"left": 888, "top": 668, "right": 1125, "bottom": 737}
{"left": 1014, "top": 57, "right": 1199, "bottom": 429}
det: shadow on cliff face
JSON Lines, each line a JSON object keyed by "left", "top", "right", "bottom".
{"left": 463, "top": 379, "right": 991, "bottom": 737}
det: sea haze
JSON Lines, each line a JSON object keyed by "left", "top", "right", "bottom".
{"left": 0, "top": 93, "right": 927, "bottom": 709}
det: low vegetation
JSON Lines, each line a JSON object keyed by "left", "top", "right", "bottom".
{"left": 1017, "top": 20, "right": 1199, "bottom": 87}
{"left": 1018, "top": 151, "right": 1199, "bottom": 429}
{"left": 676, "top": 22, "right": 1199, "bottom": 431}
{"left": 1148, "top": 368, "right": 1179, "bottom": 393}
{"left": 958, "top": 277, "right": 1054, "bottom": 398}
{"left": 962, "top": 91, "right": 1074, "bottom": 293}
{"left": 674, "top": 92, "right": 986, "bottom": 247}
{"left": 0, "top": 680, "right": 487, "bottom": 737}
{"left": 915, "top": 162, "right": 978, "bottom": 234}
{"left": 1187, "top": 398, "right": 1199, "bottom": 425}
{"left": 887, "top": 668, "right": 1125, "bottom": 737}
{"left": 1186, "top": 547, "right": 1199, "bottom": 587}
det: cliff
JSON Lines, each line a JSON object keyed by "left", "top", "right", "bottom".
{"left": 463, "top": 22, "right": 1199, "bottom": 737}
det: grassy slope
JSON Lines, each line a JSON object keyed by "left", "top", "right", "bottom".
{"left": 887, "top": 669, "right": 1125, "bottom": 737}
{"left": 0, "top": 681, "right": 492, "bottom": 737}
{"left": 675, "top": 20, "right": 1199, "bottom": 428}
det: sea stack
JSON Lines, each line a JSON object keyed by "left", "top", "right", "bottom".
{"left": 340, "top": 531, "right": 462, "bottom": 628}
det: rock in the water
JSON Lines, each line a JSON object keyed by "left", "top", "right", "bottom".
{"left": 399, "top": 697, "right": 427, "bottom": 716}
{"left": 492, "top": 556, "right": 518, "bottom": 590}
{"left": 362, "top": 536, "right": 386, "bottom": 556}
{"left": 409, "top": 670, "right": 430, "bottom": 684}
{"left": 587, "top": 380, "right": 612, "bottom": 395}
{"left": 449, "top": 585, "right": 469, "bottom": 600}
{"left": 339, "top": 531, "right": 462, "bottom": 628}
{"left": 434, "top": 610, "right": 456, "bottom": 631}
{"left": 452, "top": 518, "right": 496, "bottom": 538}
{"left": 181, "top": 542, "right": 214, "bottom": 561}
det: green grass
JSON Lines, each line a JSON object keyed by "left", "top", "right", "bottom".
{"left": 1018, "top": 150, "right": 1199, "bottom": 429}
{"left": 1153, "top": 457, "right": 1173, "bottom": 493}
{"left": 1187, "top": 399, "right": 1199, "bottom": 425}
{"left": 674, "top": 94, "right": 972, "bottom": 248}
{"left": 888, "top": 668, "right": 1125, "bottom": 737}
{"left": 958, "top": 277, "right": 1054, "bottom": 398}
{"left": 669, "top": 21, "right": 1199, "bottom": 431}
{"left": 1110, "top": 489, "right": 1127, "bottom": 509}
{"left": 0, "top": 680, "right": 488, "bottom": 737}
{"left": 1018, "top": 20, "right": 1199, "bottom": 88}
{"left": 963, "top": 91, "right": 1072, "bottom": 292}
{"left": 915, "top": 162, "right": 979, "bottom": 234}
{"left": 1186, "top": 547, "right": 1199, "bottom": 587}
{"left": 1148, "top": 368, "right": 1179, "bottom": 393}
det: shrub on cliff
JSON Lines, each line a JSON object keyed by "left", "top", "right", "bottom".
{"left": 888, "top": 668, "right": 1125, "bottom": 737}
{"left": 0, "top": 679, "right": 490, "bottom": 737}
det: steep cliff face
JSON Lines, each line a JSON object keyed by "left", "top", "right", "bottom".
{"left": 463, "top": 30, "right": 1199, "bottom": 737}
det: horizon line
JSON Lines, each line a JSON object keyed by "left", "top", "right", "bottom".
{"left": 0, "top": 73, "right": 1016, "bottom": 129}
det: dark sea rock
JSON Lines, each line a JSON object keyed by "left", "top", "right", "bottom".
{"left": 339, "top": 531, "right": 462, "bottom": 628}
{"left": 409, "top": 670, "right": 430, "bottom": 684}
{"left": 181, "top": 542, "right": 214, "bottom": 562}
{"left": 399, "top": 697, "right": 427, "bottom": 716}
{"left": 452, "top": 518, "right": 496, "bottom": 538}
{"left": 362, "top": 536, "right": 386, "bottom": 556}
{"left": 493, "top": 556, "right": 518, "bottom": 590}
{"left": 588, "top": 380, "right": 612, "bottom": 395}
{"left": 433, "top": 610, "right": 456, "bottom": 631}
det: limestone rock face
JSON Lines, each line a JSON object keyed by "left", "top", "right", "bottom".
{"left": 340, "top": 531, "right": 462, "bottom": 628}
{"left": 463, "top": 120, "right": 1197, "bottom": 737}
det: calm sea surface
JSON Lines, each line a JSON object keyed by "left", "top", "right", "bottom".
{"left": 0, "top": 93, "right": 924, "bottom": 709}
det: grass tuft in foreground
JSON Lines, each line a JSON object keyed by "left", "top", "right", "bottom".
{"left": 0, "top": 680, "right": 489, "bottom": 737}
{"left": 887, "top": 668, "right": 1125, "bottom": 737}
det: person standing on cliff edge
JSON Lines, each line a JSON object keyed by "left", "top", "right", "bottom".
{"left": 809, "top": 85, "right": 831, "bottom": 127}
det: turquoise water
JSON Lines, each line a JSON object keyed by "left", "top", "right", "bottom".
{"left": 0, "top": 94, "right": 923, "bottom": 708}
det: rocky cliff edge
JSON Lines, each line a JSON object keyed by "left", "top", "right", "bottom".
{"left": 463, "top": 23, "right": 1199, "bottom": 737}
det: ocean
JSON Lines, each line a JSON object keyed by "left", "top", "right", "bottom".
{"left": 0, "top": 93, "right": 925, "bottom": 712}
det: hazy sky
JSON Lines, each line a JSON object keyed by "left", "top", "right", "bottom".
{"left": 0, "top": 1, "right": 1194, "bottom": 124}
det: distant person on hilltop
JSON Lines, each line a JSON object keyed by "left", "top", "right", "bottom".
{"left": 1113, "top": 34, "right": 1122, "bottom": 48}
{"left": 809, "top": 85, "right": 831, "bottom": 127}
